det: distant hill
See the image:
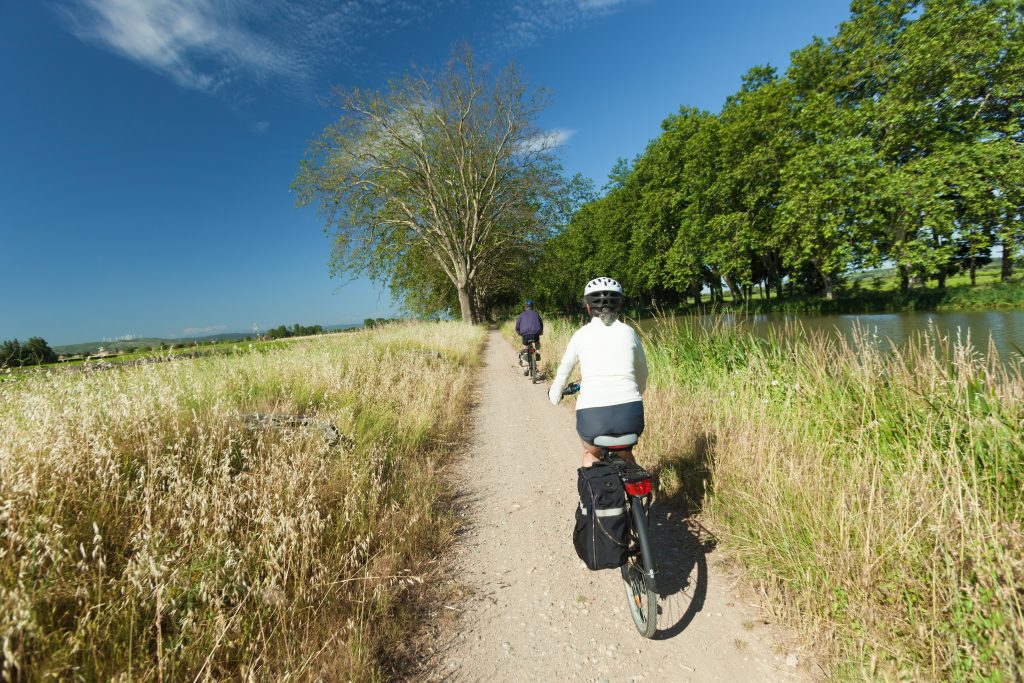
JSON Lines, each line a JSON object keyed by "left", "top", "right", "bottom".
{"left": 53, "top": 323, "right": 364, "bottom": 355}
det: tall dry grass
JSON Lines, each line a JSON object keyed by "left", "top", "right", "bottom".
{"left": 521, "top": 315, "right": 1023, "bottom": 680}
{"left": 0, "top": 322, "right": 485, "bottom": 681}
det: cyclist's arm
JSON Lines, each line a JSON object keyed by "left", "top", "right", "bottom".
{"left": 548, "top": 334, "right": 580, "bottom": 404}
{"left": 515, "top": 314, "right": 522, "bottom": 335}
{"left": 539, "top": 316, "right": 544, "bottom": 335}
{"left": 634, "top": 332, "right": 649, "bottom": 395}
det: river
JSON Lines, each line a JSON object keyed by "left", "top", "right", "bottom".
{"left": 640, "top": 310, "right": 1024, "bottom": 364}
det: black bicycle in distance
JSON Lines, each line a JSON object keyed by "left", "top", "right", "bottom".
{"left": 519, "top": 339, "right": 540, "bottom": 384}
{"left": 563, "top": 382, "right": 658, "bottom": 637}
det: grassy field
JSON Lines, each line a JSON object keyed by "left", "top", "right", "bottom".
{"left": 2, "top": 335, "right": 332, "bottom": 381}
{"left": 0, "top": 322, "right": 485, "bottom": 680}
{"left": 518, "top": 317, "right": 1023, "bottom": 680}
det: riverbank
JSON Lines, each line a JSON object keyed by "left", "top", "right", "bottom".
{"left": 669, "top": 280, "right": 1024, "bottom": 317}
{"left": 0, "top": 322, "right": 485, "bottom": 680}
{"left": 754, "top": 281, "right": 1024, "bottom": 314}
{"left": 518, "top": 318, "right": 1023, "bottom": 680}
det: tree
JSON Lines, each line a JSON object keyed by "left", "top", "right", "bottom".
{"left": 0, "top": 339, "right": 24, "bottom": 368}
{"left": 1, "top": 338, "right": 57, "bottom": 367}
{"left": 24, "top": 337, "right": 57, "bottom": 365}
{"left": 294, "top": 45, "right": 563, "bottom": 323}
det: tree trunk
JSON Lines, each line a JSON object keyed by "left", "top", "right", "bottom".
{"left": 763, "top": 251, "right": 784, "bottom": 300}
{"left": 723, "top": 274, "right": 745, "bottom": 304}
{"left": 970, "top": 261, "right": 977, "bottom": 286}
{"left": 899, "top": 265, "right": 910, "bottom": 292}
{"left": 813, "top": 260, "right": 834, "bottom": 301}
{"left": 937, "top": 271, "right": 946, "bottom": 289}
{"left": 456, "top": 283, "right": 473, "bottom": 323}
{"left": 1001, "top": 238, "right": 1014, "bottom": 282}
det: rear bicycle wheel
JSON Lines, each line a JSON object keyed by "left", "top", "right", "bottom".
{"left": 529, "top": 350, "right": 537, "bottom": 383}
{"left": 621, "top": 496, "right": 658, "bottom": 638}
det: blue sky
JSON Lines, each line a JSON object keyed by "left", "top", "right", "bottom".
{"left": 1, "top": 0, "right": 852, "bottom": 345}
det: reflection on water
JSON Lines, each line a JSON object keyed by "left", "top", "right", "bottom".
{"left": 640, "top": 310, "right": 1024, "bottom": 363}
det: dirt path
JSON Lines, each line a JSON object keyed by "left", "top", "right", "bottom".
{"left": 429, "top": 331, "right": 810, "bottom": 682}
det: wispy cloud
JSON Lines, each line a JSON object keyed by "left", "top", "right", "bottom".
{"left": 522, "top": 127, "right": 576, "bottom": 152}
{"left": 54, "top": 0, "right": 641, "bottom": 96}
{"left": 57, "top": 0, "right": 306, "bottom": 92}
{"left": 494, "top": 0, "right": 642, "bottom": 50}
{"left": 53, "top": 0, "right": 425, "bottom": 95}
{"left": 252, "top": 119, "right": 270, "bottom": 133}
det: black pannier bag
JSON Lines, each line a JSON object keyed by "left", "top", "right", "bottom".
{"left": 573, "top": 463, "right": 629, "bottom": 570}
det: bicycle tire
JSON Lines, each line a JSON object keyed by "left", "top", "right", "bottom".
{"left": 529, "top": 350, "right": 537, "bottom": 383}
{"left": 621, "top": 497, "right": 658, "bottom": 638}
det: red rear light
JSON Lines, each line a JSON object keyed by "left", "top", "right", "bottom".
{"left": 624, "top": 478, "right": 651, "bottom": 497}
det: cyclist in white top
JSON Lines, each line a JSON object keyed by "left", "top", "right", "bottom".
{"left": 549, "top": 277, "right": 648, "bottom": 468}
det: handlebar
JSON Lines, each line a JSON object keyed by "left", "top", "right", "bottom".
{"left": 562, "top": 382, "right": 580, "bottom": 396}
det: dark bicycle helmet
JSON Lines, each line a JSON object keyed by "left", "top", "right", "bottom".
{"left": 583, "top": 277, "right": 623, "bottom": 312}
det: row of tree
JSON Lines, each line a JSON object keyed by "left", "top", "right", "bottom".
{"left": 531, "top": 0, "right": 1023, "bottom": 311}
{"left": 297, "top": 1, "right": 1022, "bottom": 321}
{"left": 1, "top": 338, "right": 57, "bottom": 368}
{"left": 263, "top": 324, "right": 324, "bottom": 340}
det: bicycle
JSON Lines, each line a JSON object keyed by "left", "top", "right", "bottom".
{"left": 519, "top": 339, "right": 540, "bottom": 384}
{"left": 563, "top": 382, "right": 658, "bottom": 638}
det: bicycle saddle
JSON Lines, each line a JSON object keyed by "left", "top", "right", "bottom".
{"left": 594, "top": 433, "right": 638, "bottom": 447}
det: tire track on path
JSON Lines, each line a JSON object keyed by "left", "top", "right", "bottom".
{"left": 430, "top": 330, "right": 811, "bottom": 682}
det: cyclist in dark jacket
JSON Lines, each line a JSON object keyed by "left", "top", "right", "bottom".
{"left": 515, "top": 300, "right": 543, "bottom": 347}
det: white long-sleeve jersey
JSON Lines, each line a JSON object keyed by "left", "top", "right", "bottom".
{"left": 548, "top": 318, "right": 648, "bottom": 408}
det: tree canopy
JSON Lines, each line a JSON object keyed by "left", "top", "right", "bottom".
{"left": 531, "top": 0, "right": 1024, "bottom": 310}
{"left": 294, "top": 46, "right": 565, "bottom": 322}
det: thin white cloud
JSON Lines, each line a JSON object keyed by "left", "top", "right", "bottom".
{"left": 253, "top": 119, "right": 270, "bottom": 133}
{"left": 522, "top": 127, "right": 576, "bottom": 153}
{"left": 578, "top": 0, "right": 631, "bottom": 8}
{"left": 58, "top": 0, "right": 303, "bottom": 92}
{"left": 54, "top": 0, "right": 640, "bottom": 96}
{"left": 495, "top": 0, "right": 642, "bottom": 50}
{"left": 53, "top": 0, "right": 429, "bottom": 95}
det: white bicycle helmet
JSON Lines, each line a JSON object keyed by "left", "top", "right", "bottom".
{"left": 584, "top": 277, "right": 623, "bottom": 296}
{"left": 583, "top": 277, "right": 624, "bottom": 313}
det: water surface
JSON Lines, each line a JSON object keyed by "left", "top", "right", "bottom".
{"left": 640, "top": 310, "right": 1024, "bottom": 364}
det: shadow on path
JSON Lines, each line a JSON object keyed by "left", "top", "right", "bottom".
{"left": 648, "top": 431, "right": 719, "bottom": 640}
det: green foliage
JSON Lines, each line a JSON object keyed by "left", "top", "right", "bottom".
{"left": 263, "top": 323, "right": 324, "bottom": 340}
{"left": 294, "top": 45, "right": 566, "bottom": 323}
{"left": 531, "top": 0, "right": 1024, "bottom": 311}
{"left": 0, "top": 337, "right": 57, "bottom": 368}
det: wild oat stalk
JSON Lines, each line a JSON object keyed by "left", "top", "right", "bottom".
{"left": 0, "top": 322, "right": 484, "bottom": 681}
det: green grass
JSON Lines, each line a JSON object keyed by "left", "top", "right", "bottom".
{"left": 643, "top": 321, "right": 1024, "bottom": 680}
{"left": 531, "top": 314, "right": 1024, "bottom": 680}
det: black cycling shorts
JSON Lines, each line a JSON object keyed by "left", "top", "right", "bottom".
{"left": 575, "top": 401, "right": 644, "bottom": 443}
{"left": 521, "top": 335, "right": 540, "bottom": 347}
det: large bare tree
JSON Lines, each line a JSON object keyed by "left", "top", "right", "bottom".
{"left": 294, "top": 46, "right": 560, "bottom": 323}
